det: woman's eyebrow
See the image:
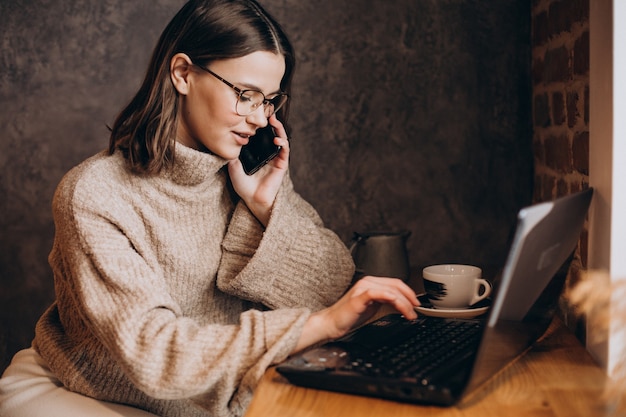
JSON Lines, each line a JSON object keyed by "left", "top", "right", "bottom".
{"left": 237, "top": 80, "right": 283, "bottom": 95}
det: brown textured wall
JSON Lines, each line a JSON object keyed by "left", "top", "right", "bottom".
{"left": 0, "top": 0, "right": 532, "bottom": 372}
{"left": 531, "top": 0, "right": 590, "bottom": 340}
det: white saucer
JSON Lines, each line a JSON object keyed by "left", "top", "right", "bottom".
{"left": 415, "top": 304, "right": 489, "bottom": 319}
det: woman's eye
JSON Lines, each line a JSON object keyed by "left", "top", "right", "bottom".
{"left": 240, "top": 90, "right": 261, "bottom": 103}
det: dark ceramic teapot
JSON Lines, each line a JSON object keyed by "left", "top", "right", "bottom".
{"left": 349, "top": 230, "right": 411, "bottom": 282}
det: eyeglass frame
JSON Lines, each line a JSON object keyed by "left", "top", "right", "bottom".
{"left": 192, "top": 63, "right": 289, "bottom": 117}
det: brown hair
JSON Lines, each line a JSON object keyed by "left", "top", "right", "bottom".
{"left": 108, "top": 0, "right": 295, "bottom": 174}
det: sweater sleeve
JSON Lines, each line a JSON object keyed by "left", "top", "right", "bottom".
{"left": 217, "top": 174, "right": 355, "bottom": 310}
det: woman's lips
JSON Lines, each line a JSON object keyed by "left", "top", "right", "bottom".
{"left": 233, "top": 131, "right": 252, "bottom": 146}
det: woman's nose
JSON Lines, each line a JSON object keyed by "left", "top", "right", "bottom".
{"left": 245, "top": 105, "right": 269, "bottom": 128}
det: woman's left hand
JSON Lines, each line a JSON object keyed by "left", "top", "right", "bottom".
{"left": 228, "top": 115, "right": 289, "bottom": 226}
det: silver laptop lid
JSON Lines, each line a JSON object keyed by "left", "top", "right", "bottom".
{"left": 463, "top": 188, "right": 593, "bottom": 397}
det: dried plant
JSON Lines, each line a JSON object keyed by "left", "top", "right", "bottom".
{"left": 568, "top": 270, "right": 626, "bottom": 410}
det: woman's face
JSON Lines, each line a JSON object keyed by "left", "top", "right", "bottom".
{"left": 175, "top": 51, "right": 286, "bottom": 160}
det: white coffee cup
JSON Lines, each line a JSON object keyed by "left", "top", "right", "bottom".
{"left": 422, "top": 264, "right": 492, "bottom": 309}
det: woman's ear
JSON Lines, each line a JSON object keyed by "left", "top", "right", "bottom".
{"left": 170, "top": 53, "right": 193, "bottom": 95}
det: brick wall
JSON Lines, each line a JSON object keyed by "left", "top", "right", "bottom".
{"left": 531, "top": 0, "right": 589, "bottom": 339}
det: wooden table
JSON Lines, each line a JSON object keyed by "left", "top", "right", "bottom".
{"left": 244, "top": 317, "right": 624, "bottom": 417}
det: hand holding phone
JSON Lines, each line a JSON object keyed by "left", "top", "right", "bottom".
{"left": 239, "top": 125, "right": 281, "bottom": 175}
{"left": 230, "top": 119, "right": 288, "bottom": 226}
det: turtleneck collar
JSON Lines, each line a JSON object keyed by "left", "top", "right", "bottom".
{"left": 163, "top": 142, "right": 230, "bottom": 186}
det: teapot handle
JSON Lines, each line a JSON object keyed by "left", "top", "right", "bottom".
{"left": 348, "top": 233, "right": 368, "bottom": 281}
{"left": 348, "top": 232, "right": 367, "bottom": 255}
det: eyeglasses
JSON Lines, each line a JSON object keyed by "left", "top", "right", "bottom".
{"left": 194, "top": 64, "right": 289, "bottom": 117}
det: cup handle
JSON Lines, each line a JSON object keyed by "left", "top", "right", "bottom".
{"left": 470, "top": 279, "right": 492, "bottom": 305}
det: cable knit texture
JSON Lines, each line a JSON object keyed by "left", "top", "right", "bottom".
{"left": 32, "top": 143, "right": 354, "bottom": 417}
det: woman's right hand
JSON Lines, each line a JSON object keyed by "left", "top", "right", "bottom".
{"left": 228, "top": 115, "right": 289, "bottom": 227}
{"left": 293, "top": 276, "right": 420, "bottom": 353}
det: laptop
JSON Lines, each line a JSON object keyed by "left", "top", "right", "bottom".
{"left": 276, "top": 188, "right": 594, "bottom": 406}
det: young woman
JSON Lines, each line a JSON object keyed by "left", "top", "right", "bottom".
{"left": 0, "top": 1, "right": 419, "bottom": 416}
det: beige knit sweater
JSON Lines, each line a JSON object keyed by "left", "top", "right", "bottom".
{"left": 33, "top": 143, "right": 354, "bottom": 417}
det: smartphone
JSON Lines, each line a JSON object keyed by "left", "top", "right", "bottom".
{"left": 239, "top": 125, "right": 282, "bottom": 175}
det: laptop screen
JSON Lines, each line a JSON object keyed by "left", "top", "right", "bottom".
{"left": 462, "top": 188, "right": 593, "bottom": 398}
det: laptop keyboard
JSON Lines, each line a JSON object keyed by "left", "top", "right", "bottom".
{"left": 339, "top": 318, "right": 483, "bottom": 385}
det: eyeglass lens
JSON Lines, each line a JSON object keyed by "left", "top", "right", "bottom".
{"left": 236, "top": 91, "right": 287, "bottom": 117}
